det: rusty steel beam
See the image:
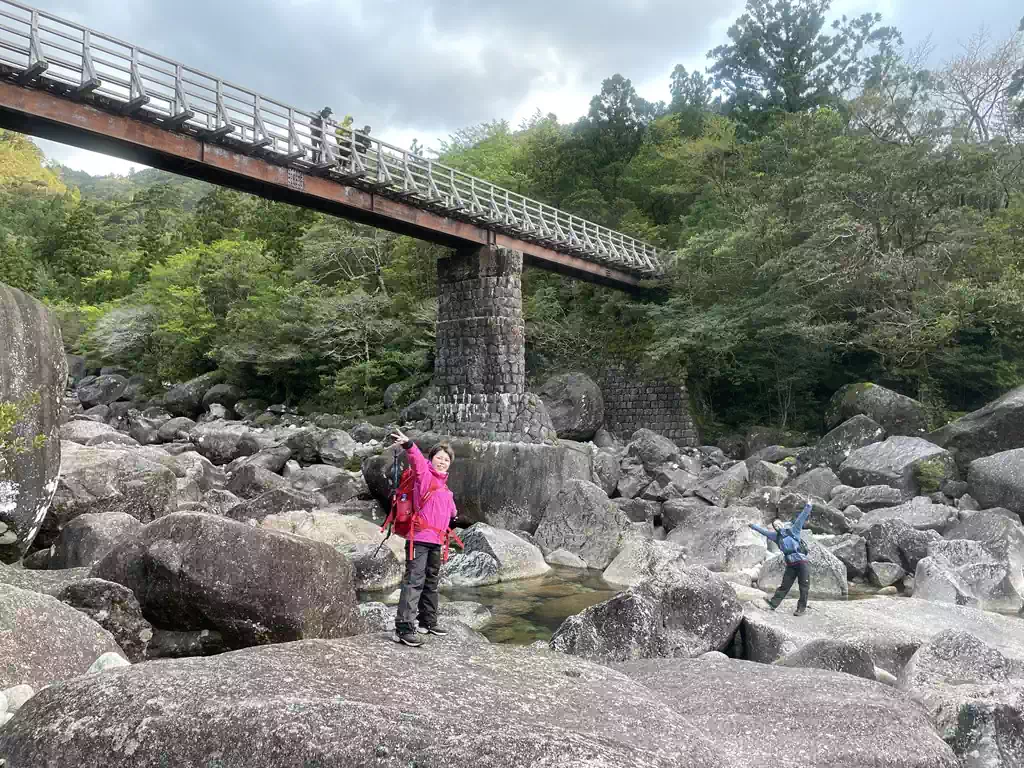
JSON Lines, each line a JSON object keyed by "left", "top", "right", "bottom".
{"left": 0, "top": 81, "right": 647, "bottom": 290}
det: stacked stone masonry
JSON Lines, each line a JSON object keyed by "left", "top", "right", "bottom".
{"left": 599, "top": 367, "right": 700, "bottom": 447}
{"left": 434, "top": 246, "right": 556, "bottom": 444}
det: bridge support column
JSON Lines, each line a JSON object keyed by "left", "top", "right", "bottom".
{"left": 434, "top": 246, "right": 556, "bottom": 443}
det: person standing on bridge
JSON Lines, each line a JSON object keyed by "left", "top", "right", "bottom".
{"left": 335, "top": 115, "right": 355, "bottom": 165}
{"left": 749, "top": 500, "right": 813, "bottom": 616}
{"left": 310, "top": 106, "right": 332, "bottom": 164}
{"left": 388, "top": 427, "right": 459, "bottom": 647}
{"left": 355, "top": 124, "right": 373, "bottom": 171}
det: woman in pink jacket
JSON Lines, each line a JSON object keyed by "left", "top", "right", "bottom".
{"left": 389, "top": 427, "right": 458, "bottom": 647}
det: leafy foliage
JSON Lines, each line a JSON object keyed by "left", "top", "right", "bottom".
{"left": 0, "top": 0, "right": 1021, "bottom": 435}
{"left": 0, "top": 392, "right": 46, "bottom": 474}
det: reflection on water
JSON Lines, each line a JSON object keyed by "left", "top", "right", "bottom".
{"left": 444, "top": 567, "right": 619, "bottom": 645}
{"left": 361, "top": 566, "right": 619, "bottom": 646}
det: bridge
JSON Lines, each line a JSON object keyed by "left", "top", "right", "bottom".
{"left": 0, "top": 1, "right": 676, "bottom": 443}
{"left": 0, "top": 0, "right": 666, "bottom": 289}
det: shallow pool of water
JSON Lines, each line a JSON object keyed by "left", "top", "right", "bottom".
{"left": 363, "top": 566, "right": 619, "bottom": 645}
{"left": 362, "top": 565, "right": 911, "bottom": 645}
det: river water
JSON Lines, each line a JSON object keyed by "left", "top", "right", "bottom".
{"left": 362, "top": 565, "right": 906, "bottom": 645}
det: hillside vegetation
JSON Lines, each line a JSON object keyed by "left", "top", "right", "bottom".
{"left": 0, "top": 0, "right": 1022, "bottom": 438}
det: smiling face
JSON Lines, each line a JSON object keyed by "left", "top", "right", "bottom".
{"left": 430, "top": 449, "right": 451, "bottom": 474}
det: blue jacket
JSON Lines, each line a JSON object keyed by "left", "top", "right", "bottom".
{"left": 750, "top": 503, "right": 812, "bottom": 566}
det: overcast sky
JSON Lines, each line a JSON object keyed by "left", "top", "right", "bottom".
{"left": 25, "top": 0, "right": 1022, "bottom": 177}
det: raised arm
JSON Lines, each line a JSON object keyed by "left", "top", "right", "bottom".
{"left": 749, "top": 523, "right": 777, "bottom": 542}
{"left": 391, "top": 428, "right": 434, "bottom": 498}
{"left": 793, "top": 502, "right": 812, "bottom": 536}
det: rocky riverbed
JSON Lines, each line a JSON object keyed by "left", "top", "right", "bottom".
{"left": 5, "top": 298, "right": 1024, "bottom": 765}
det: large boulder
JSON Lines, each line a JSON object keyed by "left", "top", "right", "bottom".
{"left": 756, "top": 541, "right": 848, "bottom": 599}
{"left": 913, "top": 539, "right": 1021, "bottom": 610}
{"left": 76, "top": 374, "right": 128, "bottom": 409}
{"left": 811, "top": 414, "right": 887, "bottom": 471}
{"left": 852, "top": 496, "right": 959, "bottom": 535}
{"left": 830, "top": 484, "right": 903, "bottom": 511}
{"left": 898, "top": 629, "right": 1024, "bottom": 767}
{"left": 161, "top": 371, "right": 225, "bottom": 418}
{"left": 968, "top": 448, "right": 1024, "bottom": 516}
{"left": 862, "top": 518, "right": 940, "bottom": 572}
{"left": 913, "top": 510, "right": 1024, "bottom": 611}
{"left": 362, "top": 437, "right": 592, "bottom": 532}
{"left": 0, "top": 284, "right": 66, "bottom": 562}
{"left": 91, "top": 512, "right": 362, "bottom": 649}
{"left": 774, "top": 638, "right": 877, "bottom": 681}
{"left": 0, "top": 561, "right": 91, "bottom": 596}
{"left": 201, "top": 383, "right": 243, "bottom": 411}
{"left": 189, "top": 420, "right": 268, "bottom": 465}
{"left": 43, "top": 442, "right": 177, "bottom": 547}
{"left": 290, "top": 464, "right": 365, "bottom": 504}
{"left": 55, "top": 578, "right": 152, "bottom": 663}
{"left": 0, "top": 583, "right": 123, "bottom": 689}
{"left": 339, "top": 544, "right": 403, "bottom": 591}
{"left": 591, "top": 448, "right": 621, "bottom": 496}
{"left": 537, "top": 372, "right": 604, "bottom": 442}
{"left": 440, "top": 551, "right": 500, "bottom": 587}
{"left": 127, "top": 409, "right": 170, "bottom": 446}
{"left": 0, "top": 636, "right": 731, "bottom": 768}
{"left": 318, "top": 429, "right": 358, "bottom": 467}
{"left": 259, "top": 509, "right": 406, "bottom": 561}
{"left": 461, "top": 523, "right": 550, "bottom": 581}
{"left": 551, "top": 563, "right": 743, "bottom": 661}
{"left": 664, "top": 504, "right": 767, "bottom": 573}
{"left": 616, "top": 456, "right": 651, "bottom": 499}
{"left": 48, "top": 511, "right": 142, "bottom": 569}
{"left": 823, "top": 533, "right": 868, "bottom": 579}
{"left": 602, "top": 538, "right": 688, "bottom": 587}
{"left": 616, "top": 657, "right": 958, "bottom": 768}
{"left": 825, "top": 382, "right": 929, "bottom": 436}
{"left": 626, "top": 429, "right": 681, "bottom": 473}
{"left": 931, "top": 384, "right": 1024, "bottom": 470}
{"left": 58, "top": 419, "right": 121, "bottom": 445}
{"left": 225, "top": 487, "right": 318, "bottom": 523}
{"left": 696, "top": 462, "right": 749, "bottom": 504}
{"left": 786, "top": 467, "right": 841, "bottom": 500}
{"left": 156, "top": 416, "right": 196, "bottom": 443}
{"left": 838, "top": 437, "right": 956, "bottom": 499}
{"left": 740, "top": 596, "right": 1024, "bottom": 674}
{"left": 533, "top": 479, "right": 627, "bottom": 568}
{"left": 226, "top": 463, "right": 289, "bottom": 499}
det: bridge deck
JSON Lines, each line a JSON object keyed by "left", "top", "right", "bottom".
{"left": 0, "top": 1, "right": 666, "bottom": 289}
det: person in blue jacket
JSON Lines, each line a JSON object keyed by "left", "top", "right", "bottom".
{"left": 750, "top": 501, "right": 812, "bottom": 616}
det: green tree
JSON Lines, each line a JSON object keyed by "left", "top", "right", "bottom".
{"left": 709, "top": 0, "right": 900, "bottom": 133}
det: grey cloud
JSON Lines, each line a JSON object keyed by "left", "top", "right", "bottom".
{"left": 28, "top": 0, "right": 738, "bottom": 141}
{"left": 23, "top": 0, "right": 1020, "bottom": 156}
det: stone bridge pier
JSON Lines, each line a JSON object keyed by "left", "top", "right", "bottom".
{"left": 433, "top": 245, "right": 556, "bottom": 443}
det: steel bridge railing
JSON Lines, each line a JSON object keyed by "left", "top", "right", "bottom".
{"left": 0, "top": 0, "right": 666, "bottom": 278}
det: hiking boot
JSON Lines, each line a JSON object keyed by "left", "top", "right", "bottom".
{"left": 416, "top": 624, "right": 449, "bottom": 636}
{"left": 392, "top": 630, "right": 424, "bottom": 647}
{"left": 793, "top": 607, "right": 807, "bottom": 617}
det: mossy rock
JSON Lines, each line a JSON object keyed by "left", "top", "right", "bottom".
{"left": 825, "top": 383, "right": 927, "bottom": 436}
{"left": 913, "top": 458, "right": 951, "bottom": 495}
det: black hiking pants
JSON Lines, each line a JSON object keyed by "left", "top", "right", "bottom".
{"left": 395, "top": 542, "right": 441, "bottom": 634}
{"left": 769, "top": 562, "right": 809, "bottom": 611}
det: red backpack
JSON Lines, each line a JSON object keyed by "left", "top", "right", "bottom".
{"left": 378, "top": 457, "right": 462, "bottom": 562}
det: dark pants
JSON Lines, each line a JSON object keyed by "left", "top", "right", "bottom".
{"left": 770, "top": 562, "right": 810, "bottom": 610}
{"left": 395, "top": 542, "right": 441, "bottom": 633}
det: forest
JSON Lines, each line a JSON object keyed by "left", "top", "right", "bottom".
{"left": 0, "top": 0, "right": 1022, "bottom": 439}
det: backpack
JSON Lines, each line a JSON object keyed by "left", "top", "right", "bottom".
{"left": 778, "top": 530, "right": 809, "bottom": 560}
{"left": 377, "top": 452, "right": 462, "bottom": 562}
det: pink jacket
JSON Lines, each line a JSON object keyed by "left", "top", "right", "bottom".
{"left": 406, "top": 443, "right": 457, "bottom": 544}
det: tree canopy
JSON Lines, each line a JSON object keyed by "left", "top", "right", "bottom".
{"left": 1, "top": 0, "right": 1023, "bottom": 437}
